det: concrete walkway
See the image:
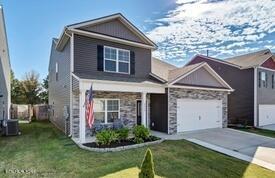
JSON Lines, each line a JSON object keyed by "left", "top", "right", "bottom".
{"left": 152, "top": 128, "right": 275, "bottom": 171}
{"left": 260, "top": 124, "right": 275, "bottom": 131}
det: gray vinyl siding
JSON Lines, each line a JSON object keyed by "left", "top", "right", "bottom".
{"left": 74, "top": 34, "right": 151, "bottom": 81}
{"left": 175, "top": 67, "right": 224, "bottom": 88}
{"left": 48, "top": 39, "right": 71, "bottom": 133}
{"left": 80, "top": 19, "right": 145, "bottom": 44}
{"left": 0, "top": 59, "right": 8, "bottom": 120}
{"left": 257, "top": 68, "right": 275, "bottom": 123}
{"left": 188, "top": 56, "right": 255, "bottom": 126}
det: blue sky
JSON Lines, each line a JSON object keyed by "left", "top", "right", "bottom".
{"left": 1, "top": 0, "right": 275, "bottom": 79}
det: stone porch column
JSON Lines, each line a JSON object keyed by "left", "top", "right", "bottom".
{"left": 141, "top": 92, "right": 147, "bottom": 127}
{"left": 79, "top": 90, "right": 86, "bottom": 144}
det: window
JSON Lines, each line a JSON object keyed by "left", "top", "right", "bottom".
{"left": 259, "top": 71, "right": 267, "bottom": 88}
{"left": 104, "top": 46, "right": 130, "bottom": 74}
{"left": 272, "top": 74, "right": 275, "bottom": 89}
{"left": 55, "top": 62, "right": 59, "bottom": 81}
{"left": 94, "top": 99, "right": 119, "bottom": 123}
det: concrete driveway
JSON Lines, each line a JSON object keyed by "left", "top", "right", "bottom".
{"left": 260, "top": 124, "right": 275, "bottom": 131}
{"left": 182, "top": 128, "right": 275, "bottom": 171}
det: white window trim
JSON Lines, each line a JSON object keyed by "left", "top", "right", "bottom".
{"left": 94, "top": 98, "right": 120, "bottom": 124}
{"left": 55, "top": 62, "right": 59, "bottom": 81}
{"left": 103, "top": 46, "right": 130, "bottom": 74}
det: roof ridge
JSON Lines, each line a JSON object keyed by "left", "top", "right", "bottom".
{"left": 226, "top": 49, "right": 271, "bottom": 60}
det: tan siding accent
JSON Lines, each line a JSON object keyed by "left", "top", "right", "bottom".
{"left": 80, "top": 19, "right": 145, "bottom": 44}
{"left": 176, "top": 67, "right": 224, "bottom": 88}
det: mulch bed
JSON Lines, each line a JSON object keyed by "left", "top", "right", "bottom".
{"left": 83, "top": 136, "right": 160, "bottom": 148}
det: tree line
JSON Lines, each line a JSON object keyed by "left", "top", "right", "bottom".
{"left": 11, "top": 70, "right": 48, "bottom": 105}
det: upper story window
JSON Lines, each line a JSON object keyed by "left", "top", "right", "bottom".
{"left": 259, "top": 71, "right": 267, "bottom": 88}
{"left": 272, "top": 74, "right": 275, "bottom": 89}
{"left": 55, "top": 62, "right": 59, "bottom": 81}
{"left": 104, "top": 46, "right": 130, "bottom": 74}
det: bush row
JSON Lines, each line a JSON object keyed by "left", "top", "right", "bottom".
{"left": 96, "top": 125, "right": 150, "bottom": 146}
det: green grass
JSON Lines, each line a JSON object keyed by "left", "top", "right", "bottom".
{"left": 234, "top": 127, "right": 275, "bottom": 138}
{"left": 0, "top": 122, "right": 274, "bottom": 178}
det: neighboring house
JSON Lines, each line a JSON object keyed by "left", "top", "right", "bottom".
{"left": 0, "top": 6, "right": 11, "bottom": 123}
{"left": 187, "top": 49, "right": 275, "bottom": 127}
{"left": 49, "top": 13, "right": 233, "bottom": 143}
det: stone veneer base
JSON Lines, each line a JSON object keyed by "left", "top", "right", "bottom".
{"left": 76, "top": 139, "right": 164, "bottom": 152}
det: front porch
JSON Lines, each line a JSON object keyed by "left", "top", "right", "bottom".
{"left": 71, "top": 78, "right": 165, "bottom": 143}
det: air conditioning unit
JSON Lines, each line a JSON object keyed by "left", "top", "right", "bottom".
{"left": 5, "top": 119, "right": 19, "bottom": 136}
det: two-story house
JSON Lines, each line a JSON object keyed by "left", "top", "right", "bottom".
{"left": 49, "top": 14, "right": 233, "bottom": 143}
{"left": 0, "top": 6, "right": 11, "bottom": 123}
{"left": 188, "top": 49, "right": 275, "bottom": 128}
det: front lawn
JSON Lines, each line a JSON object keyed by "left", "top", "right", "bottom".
{"left": 0, "top": 121, "right": 274, "bottom": 177}
{"left": 234, "top": 127, "right": 275, "bottom": 138}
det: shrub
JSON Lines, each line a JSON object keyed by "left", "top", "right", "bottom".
{"left": 96, "top": 130, "right": 118, "bottom": 145}
{"left": 139, "top": 148, "right": 155, "bottom": 178}
{"left": 116, "top": 128, "right": 129, "bottom": 141}
{"left": 133, "top": 125, "right": 150, "bottom": 143}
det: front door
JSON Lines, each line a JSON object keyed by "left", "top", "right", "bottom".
{"left": 136, "top": 100, "right": 142, "bottom": 125}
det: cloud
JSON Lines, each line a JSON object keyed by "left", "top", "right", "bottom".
{"left": 147, "top": 0, "right": 275, "bottom": 65}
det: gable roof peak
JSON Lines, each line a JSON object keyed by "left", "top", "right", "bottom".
{"left": 225, "top": 48, "right": 273, "bottom": 68}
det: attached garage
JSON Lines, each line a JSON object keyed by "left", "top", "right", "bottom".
{"left": 259, "top": 105, "right": 275, "bottom": 126}
{"left": 166, "top": 62, "right": 233, "bottom": 134}
{"left": 177, "top": 99, "right": 222, "bottom": 132}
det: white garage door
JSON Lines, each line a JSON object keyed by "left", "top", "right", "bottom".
{"left": 177, "top": 99, "right": 223, "bottom": 132}
{"left": 259, "top": 105, "right": 275, "bottom": 126}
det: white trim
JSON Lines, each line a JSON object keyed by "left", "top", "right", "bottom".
{"left": 141, "top": 92, "right": 147, "bottom": 127}
{"left": 254, "top": 67, "right": 258, "bottom": 127}
{"left": 79, "top": 90, "right": 86, "bottom": 144}
{"left": 168, "top": 85, "right": 233, "bottom": 92}
{"left": 72, "top": 73, "right": 81, "bottom": 80}
{"left": 186, "top": 54, "right": 241, "bottom": 69}
{"left": 80, "top": 79, "right": 165, "bottom": 94}
{"left": 149, "top": 73, "right": 167, "bottom": 83}
{"left": 67, "top": 13, "right": 156, "bottom": 47}
{"left": 167, "top": 87, "right": 170, "bottom": 134}
{"left": 69, "top": 33, "right": 74, "bottom": 136}
{"left": 93, "top": 98, "right": 120, "bottom": 124}
{"left": 103, "top": 46, "right": 130, "bottom": 74}
{"left": 169, "top": 63, "right": 234, "bottom": 91}
{"left": 70, "top": 29, "right": 156, "bottom": 49}
{"left": 258, "top": 66, "right": 275, "bottom": 72}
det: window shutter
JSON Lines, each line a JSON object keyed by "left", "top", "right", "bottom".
{"left": 130, "top": 51, "right": 135, "bottom": 75}
{"left": 97, "top": 45, "right": 104, "bottom": 71}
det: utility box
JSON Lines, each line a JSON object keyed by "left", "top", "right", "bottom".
{"left": 5, "top": 119, "right": 19, "bottom": 136}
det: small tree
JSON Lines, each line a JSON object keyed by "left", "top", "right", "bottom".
{"left": 39, "top": 75, "right": 49, "bottom": 104}
{"left": 139, "top": 149, "right": 155, "bottom": 178}
{"left": 21, "top": 70, "right": 41, "bottom": 105}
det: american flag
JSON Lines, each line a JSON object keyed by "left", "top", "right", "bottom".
{"left": 85, "top": 85, "right": 94, "bottom": 128}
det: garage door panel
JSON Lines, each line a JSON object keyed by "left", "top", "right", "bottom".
{"left": 177, "top": 99, "right": 222, "bottom": 132}
{"left": 259, "top": 105, "right": 275, "bottom": 126}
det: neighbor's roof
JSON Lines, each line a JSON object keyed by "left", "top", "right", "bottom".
{"left": 151, "top": 57, "right": 177, "bottom": 81}
{"left": 168, "top": 62, "right": 204, "bottom": 83}
{"left": 226, "top": 49, "right": 273, "bottom": 68}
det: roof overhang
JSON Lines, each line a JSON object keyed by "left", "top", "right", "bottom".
{"left": 168, "top": 62, "right": 234, "bottom": 92}
{"left": 73, "top": 74, "right": 165, "bottom": 94}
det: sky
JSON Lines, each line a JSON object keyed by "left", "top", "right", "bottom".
{"left": 1, "top": 0, "right": 275, "bottom": 80}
